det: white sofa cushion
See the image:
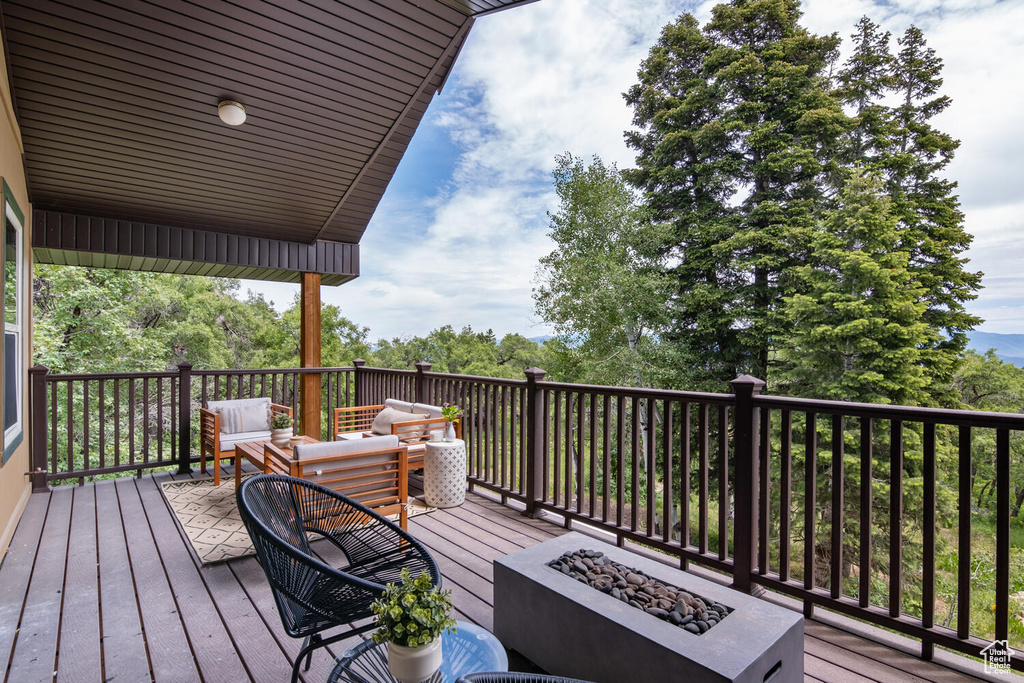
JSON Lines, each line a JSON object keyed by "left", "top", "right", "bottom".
{"left": 207, "top": 397, "right": 272, "bottom": 434}
{"left": 219, "top": 430, "right": 273, "bottom": 450}
{"left": 371, "top": 406, "right": 428, "bottom": 436}
{"left": 384, "top": 398, "right": 416, "bottom": 413}
{"left": 412, "top": 403, "right": 443, "bottom": 418}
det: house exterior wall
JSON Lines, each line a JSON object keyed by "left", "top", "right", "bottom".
{"left": 0, "top": 29, "right": 32, "bottom": 563}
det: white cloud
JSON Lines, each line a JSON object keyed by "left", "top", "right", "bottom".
{"left": 248, "top": 0, "right": 1024, "bottom": 341}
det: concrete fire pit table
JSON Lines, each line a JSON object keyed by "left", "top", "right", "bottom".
{"left": 494, "top": 532, "right": 803, "bottom": 683}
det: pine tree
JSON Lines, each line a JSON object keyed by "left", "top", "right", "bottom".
{"left": 835, "top": 17, "right": 895, "bottom": 171}
{"left": 625, "top": 0, "right": 851, "bottom": 387}
{"left": 837, "top": 24, "right": 982, "bottom": 405}
{"left": 777, "top": 171, "right": 930, "bottom": 405}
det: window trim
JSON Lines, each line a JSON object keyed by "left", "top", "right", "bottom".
{"left": 2, "top": 180, "right": 23, "bottom": 465}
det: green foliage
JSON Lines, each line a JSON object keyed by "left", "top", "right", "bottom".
{"left": 371, "top": 569, "right": 456, "bottom": 647}
{"left": 270, "top": 412, "right": 292, "bottom": 430}
{"left": 33, "top": 265, "right": 373, "bottom": 374}
{"left": 777, "top": 170, "right": 930, "bottom": 406}
{"left": 836, "top": 21, "right": 982, "bottom": 405}
{"left": 533, "top": 153, "right": 670, "bottom": 389}
{"left": 372, "top": 325, "right": 551, "bottom": 380}
{"left": 624, "top": 0, "right": 851, "bottom": 388}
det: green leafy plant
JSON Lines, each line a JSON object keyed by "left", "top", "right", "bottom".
{"left": 441, "top": 402, "right": 464, "bottom": 423}
{"left": 371, "top": 569, "right": 456, "bottom": 647}
{"left": 270, "top": 412, "right": 292, "bottom": 430}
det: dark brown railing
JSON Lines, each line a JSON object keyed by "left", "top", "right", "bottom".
{"left": 29, "top": 360, "right": 1020, "bottom": 670}
{"left": 29, "top": 364, "right": 354, "bottom": 484}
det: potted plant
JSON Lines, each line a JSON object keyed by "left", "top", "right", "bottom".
{"left": 270, "top": 411, "right": 292, "bottom": 447}
{"left": 371, "top": 568, "right": 456, "bottom": 683}
{"left": 440, "top": 402, "right": 464, "bottom": 442}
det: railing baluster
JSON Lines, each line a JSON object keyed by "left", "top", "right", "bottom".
{"left": 831, "top": 414, "right": 844, "bottom": 599}
{"left": 996, "top": 427, "right": 1010, "bottom": 642}
{"left": 98, "top": 379, "right": 105, "bottom": 470}
{"left": 804, "top": 412, "right": 817, "bottom": 617}
{"left": 631, "top": 397, "right": 640, "bottom": 533}
{"left": 859, "top": 417, "right": 873, "bottom": 607}
{"left": 589, "top": 393, "right": 597, "bottom": 519}
{"left": 602, "top": 394, "right": 611, "bottom": 524}
{"left": 718, "top": 404, "right": 728, "bottom": 562}
{"left": 82, "top": 380, "right": 90, "bottom": 479}
{"left": 698, "top": 403, "right": 709, "bottom": 555}
{"left": 143, "top": 378, "right": 150, "bottom": 464}
{"left": 157, "top": 377, "right": 164, "bottom": 460}
{"left": 662, "top": 399, "right": 673, "bottom": 544}
{"left": 780, "top": 410, "right": 791, "bottom": 582}
{"left": 50, "top": 381, "right": 58, "bottom": 476}
{"left": 957, "top": 426, "right": 971, "bottom": 640}
{"left": 616, "top": 395, "right": 625, "bottom": 529}
{"left": 128, "top": 379, "right": 136, "bottom": 467}
{"left": 681, "top": 402, "right": 691, "bottom": 563}
{"left": 647, "top": 398, "right": 656, "bottom": 537}
{"left": 889, "top": 420, "right": 904, "bottom": 618}
{"left": 566, "top": 391, "right": 575, "bottom": 514}
{"left": 759, "top": 408, "right": 770, "bottom": 574}
{"left": 922, "top": 422, "right": 936, "bottom": 660}
{"left": 554, "top": 391, "right": 562, "bottom": 507}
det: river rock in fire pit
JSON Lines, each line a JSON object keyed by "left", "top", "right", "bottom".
{"left": 547, "top": 549, "right": 733, "bottom": 636}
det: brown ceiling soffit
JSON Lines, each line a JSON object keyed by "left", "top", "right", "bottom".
{"left": 32, "top": 209, "right": 359, "bottom": 286}
{"left": 314, "top": 17, "right": 475, "bottom": 243}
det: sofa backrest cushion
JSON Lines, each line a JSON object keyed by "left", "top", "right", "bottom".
{"left": 412, "top": 403, "right": 443, "bottom": 418}
{"left": 294, "top": 434, "right": 400, "bottom": 460}
{"left": 371, "top": 406, "right": 428, "bottom": 436}
{"left": 384, "top": 398, "right": 416, "bottom": 413}
{"left": 293, "top": 435, "right": 403, "bottom": 495}
{"left": 207, "top": 397, "right": 272, "bottom": 435}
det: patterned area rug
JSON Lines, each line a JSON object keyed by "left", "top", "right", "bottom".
{"left": 160, "top": 474, "right": 435, "bottom": 565}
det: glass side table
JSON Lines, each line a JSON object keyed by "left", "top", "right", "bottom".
{"left": 326, "top": 621, "right": 508, "bottom": 683}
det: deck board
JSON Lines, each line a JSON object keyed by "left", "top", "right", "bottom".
{"left": 0, "top": 469, "right": 993, "bottom": 683}
{"left": 56, "top": 485, "right": 102, "bottom": 683}
{"left": 95, "top": 479, "right": 150, "bottom": 683}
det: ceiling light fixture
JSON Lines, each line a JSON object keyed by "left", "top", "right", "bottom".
{"left": 218, "top": 100, "right": 246, "bottom": 126}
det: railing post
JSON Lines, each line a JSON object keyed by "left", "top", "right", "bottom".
{"left": 524, "top": 367, "right": 546, "bottom": 518}
{"left": 353, "top": 358, "right": 366, "bottom": 406}
{"left": 29, "top": 365, "right": 50, "bottom": 492}
{"left": 729, "top": 374, "right": 765, "bottom": 594}
{"left": 415, "top": 361, "right": 432, "bottom": 404}
{"left": 177, "top": 362, "right": 193, "bottom": 474}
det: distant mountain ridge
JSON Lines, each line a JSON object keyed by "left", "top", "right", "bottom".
{"left": 966, "top": 331, "right": 1024, "bottom": 366}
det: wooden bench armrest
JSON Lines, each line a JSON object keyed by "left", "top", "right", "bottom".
{"left": 391, "top": 416, "right": 462, "bottom": 441}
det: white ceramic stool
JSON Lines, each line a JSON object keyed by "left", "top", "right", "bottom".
{"left": 423, "top": 439, "right": 467, "bottom": 508}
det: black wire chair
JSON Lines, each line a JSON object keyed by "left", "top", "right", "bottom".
{"left": 237, "top": 473, "right": 441, "bottom": 683}
{"left": 457, "top": 674, "right": 597, "bottom": 683}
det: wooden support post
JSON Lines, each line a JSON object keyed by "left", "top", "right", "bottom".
{"left": 729, "top": 374, "right": 765, "bottom": 594}
{"left": 415, "top": 361, "right": 432, "bottom": 404}
{"left": 524, "top": 367, "right": 547, "bottom": 517}
{"left": 300, "top": 272, "right": 322, "bottom": 439}
{"left": 176, "top": 362, "right": 193, "bottom": 474}
{"left": 29, "top": 365, "right": 50, "bottom": 492}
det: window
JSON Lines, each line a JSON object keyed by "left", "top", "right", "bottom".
{"left": 2, "top": 183, "right": 23, "bottom": 465}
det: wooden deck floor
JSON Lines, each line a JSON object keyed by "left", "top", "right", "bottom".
{"left": 0, "top": 466, "right": 995, "bottom": 683}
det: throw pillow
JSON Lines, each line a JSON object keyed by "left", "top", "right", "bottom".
{"left": 370, "top": 406, "right": 428, "bottom": 436}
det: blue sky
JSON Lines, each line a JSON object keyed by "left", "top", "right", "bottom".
{"left": 246, "top": 0, "right": 1024, "bottom": 343}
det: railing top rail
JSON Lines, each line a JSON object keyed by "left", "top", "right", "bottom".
{"left": 193, "top": 366, "right": 354, "bottom": 377}
{"left": 422, "top": 371, "right": 527, "bottom": 388}
{"left": 537, "top": 379, "right": 735, "bottom": 406}
{"left": 756, "top": 394, "right": 1024, "bottom": 429}
{"left": 45, "top": 370, "right": 179, "bottom": 381}
{"left": 361, "top": 367, "right": 416, "bottom": 377}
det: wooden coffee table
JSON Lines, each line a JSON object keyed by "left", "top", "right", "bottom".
{"left": 233, "top": 436, "right": 318, "bottom": 488}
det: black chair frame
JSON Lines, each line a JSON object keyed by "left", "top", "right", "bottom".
{"left": 237, "top": 473, "right": 441, "bottom": 683}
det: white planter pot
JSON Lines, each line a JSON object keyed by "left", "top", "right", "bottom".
{"left": 443, "top": 422, "right": 456, "bottom": 442}
{"left": 386, "top": 638, "right": 442, "bottom": 683}
{"left": 270, "top": 427, "right": 292, "bottom": 447}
